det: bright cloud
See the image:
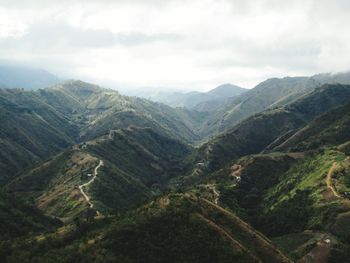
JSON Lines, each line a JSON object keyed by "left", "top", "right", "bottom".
{"left": 0, "top": 0, "right": 350, "bottom": 91}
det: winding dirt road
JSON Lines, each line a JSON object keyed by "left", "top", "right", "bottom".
{"left": 326, "top": 162, "right": 341, "bottom": 198}
{"left": 79, "top": 160, "right": 104, "bottom": 209}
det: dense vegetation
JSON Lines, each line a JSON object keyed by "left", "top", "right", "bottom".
{"left": 0, "top": 195, "right": 291, "bottom": 263}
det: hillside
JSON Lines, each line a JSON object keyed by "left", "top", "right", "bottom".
{"left": 214, "top": 149, "right": 350, "bottom": 262}
{"left": 0, "top": 80, "right": 202, "bottom": 184}
{"left": 0, "top": 190, "right": 59, "bottom": 240}
{"left": 8, "top": 127, "right": 192, "bottom": 219}
{"left": 274, "top": 101, "right": 350, "bottom": 152}
{"left": 0, "top": 88, "right": 79, "bottom": 184}
{"left": 187, "top": 93, "right": 350, "bottom": 262}
{"left": 1, "top": 194, "right": 291, "bottom": 263}
{"left": 40, "top": 80, "right": 200, "bottom": 143}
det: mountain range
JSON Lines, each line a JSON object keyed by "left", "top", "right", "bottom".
{"left": 1, "top": 69, "right": 350, "bottom": 263}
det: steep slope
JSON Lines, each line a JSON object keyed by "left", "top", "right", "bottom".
{"left": 200, "top": 72, "right": 350, "bottom": 137}
{"left": 0, "top": 80, "right": 202, "bottom": 185}
{"left": 0, "top": 89, "right": 78, "bottom": 184}
{"left": 0, "top": 65, "right": 58, "bottom": 90}
{"left": 199, "top": 99, "right": 350, "bottom": 262}
{"left": 216, "top": 149, "right": 350, "bottom": 262}
{"left": 1, "top": 194, "right": 291, "bottom": 263}
{"left": 274, "top": 101, "right": 350, "bottom": 152}
{"left": 40, "top": 80, "right": 200, "bottom": 143}
{"left": 195, "top": 84, "right": 350, "bottom": 172}
{"left": 8, "top": 127, "right": 192, "bottom": 219}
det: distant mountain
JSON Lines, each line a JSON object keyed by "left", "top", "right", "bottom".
{"left": 149, "top": 83, "right": 247, "bottom": 110}
{"left": 0, "top": 65, "right": 59, "bottom": 90}
{"left": 199, "top": 72, "right": 350, "bottom": 138}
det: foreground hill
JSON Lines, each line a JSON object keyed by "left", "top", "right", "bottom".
{"left": 1, "top": 194, "right": 291, "bottom": 263}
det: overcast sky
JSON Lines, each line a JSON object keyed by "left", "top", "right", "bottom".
{"left": 0, "top": 0, "right": 350, "bottom": 91}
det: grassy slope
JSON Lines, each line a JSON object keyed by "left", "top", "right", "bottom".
{"left": 214, "top": 148, "right": 350, "bottom": 262}
{"left": 0, "top": 89, "right": 78, "bottom": 184}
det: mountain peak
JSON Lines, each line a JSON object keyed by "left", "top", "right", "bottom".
{"left": 207, "top": 83, "right": 246, "bottom": 97}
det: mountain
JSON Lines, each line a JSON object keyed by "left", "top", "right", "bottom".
{"left": 199, "top": 72, "right": 350, "bottom": 138}
{"left": 0, "top": 80, "right": 202, "bottom": 184}
{"left": 149, "top": 83, "right": 247, "bottom": 110}
{"left": 193, "top": 84, "right": 350, "bottom": 173}
{"left": 0, "top": 65, "right": 59, "bottom": 90}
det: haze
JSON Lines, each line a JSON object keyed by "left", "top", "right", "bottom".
{"left": 1, "top": 0, "right": 350, "bottom": 91}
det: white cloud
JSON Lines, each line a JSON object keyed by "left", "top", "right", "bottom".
{"left": 0, "top": 0, "right": 350, "bottom": 90}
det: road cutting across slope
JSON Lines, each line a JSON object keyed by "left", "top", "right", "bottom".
{"left": 79, "top": 160, "right": 104, "bottom": 209}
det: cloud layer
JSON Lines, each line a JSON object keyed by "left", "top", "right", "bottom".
{"left": 0, "top": 0, "right": 350, "bottom": 90}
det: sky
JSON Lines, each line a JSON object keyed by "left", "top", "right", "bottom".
{"left": 0, "top": 0, "right": 350, "bottom": 92}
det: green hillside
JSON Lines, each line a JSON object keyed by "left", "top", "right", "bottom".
{"left": 0, "top": 89, "right": 78, "bottom": 184}
{"left": 8, "top": 127, "right": 192, "bottom": 219}
{"left": 274, "top": 101, "right": 350, "bottom": 152}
